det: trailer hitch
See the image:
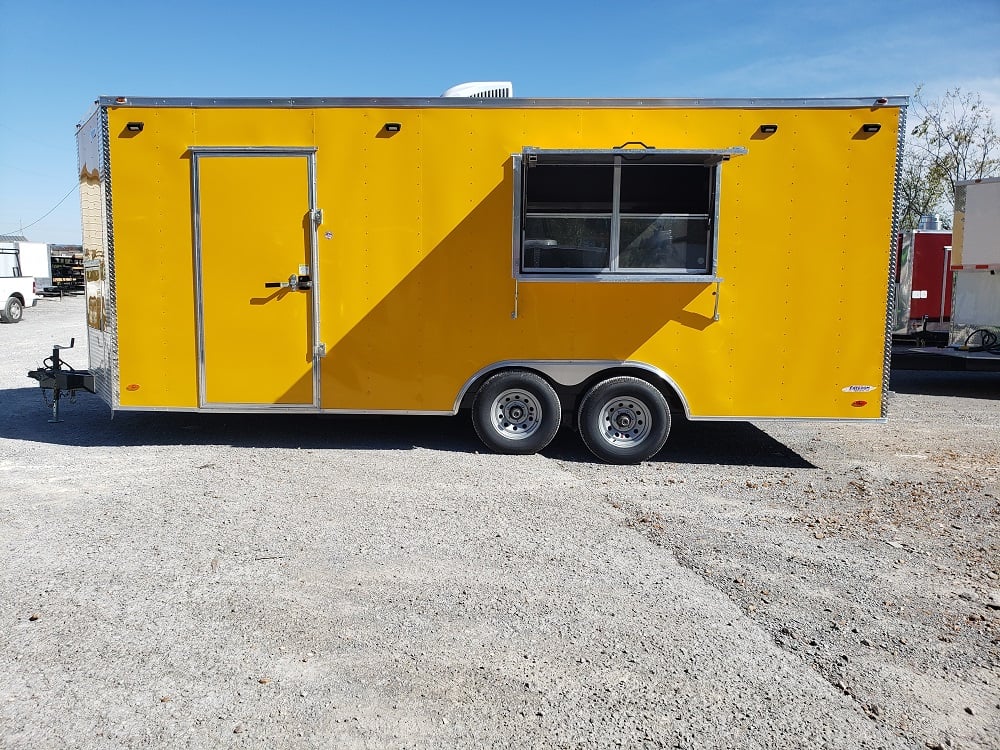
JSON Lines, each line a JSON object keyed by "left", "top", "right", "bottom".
{"left": 27, "top": 338, "right": 96, "bottom": 423}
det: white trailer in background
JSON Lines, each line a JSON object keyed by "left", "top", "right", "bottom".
{"left": 950, "top": 178, "right": 1000, "bottom": 347}
{"left": 893, "top": 177, "right": 1000, "bottom": 370}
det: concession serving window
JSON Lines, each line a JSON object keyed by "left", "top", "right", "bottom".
{"left": 511, "top": 147, "right": 745, "bottom": 281}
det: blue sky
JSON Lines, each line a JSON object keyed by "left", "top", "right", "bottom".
{"left": 1, "top": 0, "right": 998, "bottom": 244}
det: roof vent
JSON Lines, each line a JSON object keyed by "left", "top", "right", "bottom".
{"left": 441, "top": 81, "right": 513, "bottom": 99}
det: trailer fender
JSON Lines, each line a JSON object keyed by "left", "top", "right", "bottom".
{"left": 454, "top": 360, "right": 691, "bottom": 419}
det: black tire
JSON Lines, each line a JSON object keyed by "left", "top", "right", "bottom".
{"left": 577, "top": 376, "right": 671, "bottom": 464}
{"left": 471, "top": 370, "right": 562, "bottom": 455}
{"left": 1, "top": 295, "right": 23, "bottom": 324}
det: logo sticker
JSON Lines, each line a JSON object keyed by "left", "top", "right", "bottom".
{"left": 842, "top": 385, "right": 877, "bottom": 393}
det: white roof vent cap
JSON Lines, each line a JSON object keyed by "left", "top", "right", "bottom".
{"left": 441, "top": 81, "right": 513, "bottom": 98}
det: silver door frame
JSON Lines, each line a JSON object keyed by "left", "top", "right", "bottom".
{"left": 190, "top": 146, "right": 321, "bottom": 410}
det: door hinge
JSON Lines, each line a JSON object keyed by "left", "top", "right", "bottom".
{"left": 311, "top": 208, "right": 324, "bottom": 226}
{"left": 315, "top": 343, "right": 327, "bottom": 358}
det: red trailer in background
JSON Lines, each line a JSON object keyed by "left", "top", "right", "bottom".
{"left": 893, "top": 219, "right": 953, "bottom": 345}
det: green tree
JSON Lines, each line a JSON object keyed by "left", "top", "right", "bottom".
{"left": 898, "top": 86, "right": 1000, "bottom": 230}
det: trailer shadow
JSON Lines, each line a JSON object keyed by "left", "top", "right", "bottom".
{"left": 546, "top": 419, "right": 816, "bottom": 468}
{"left": 1, "top": 386, "right": 479, "bottom": 454}
{"left": 2, "top": 386, "right": 814, "bottom": 468}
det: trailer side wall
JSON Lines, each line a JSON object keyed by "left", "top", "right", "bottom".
{"left": 98, "top": 101, "right": 902, "bottom": 420}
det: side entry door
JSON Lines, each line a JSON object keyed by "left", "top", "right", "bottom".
{"left": 192, "top": 148, "right": 320, "bottom": 408}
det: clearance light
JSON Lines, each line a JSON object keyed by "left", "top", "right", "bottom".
{"left": 862, "top": 124, "right": 881, "bottom": 133}
{"left": 851, "top": 400, "right": 867, "bottom": 408}
{"left": 383, "top": 122, "right": 402, "bottom": 133}
{"left": 125, "top": 122, "right": 144, "bottom": 133}
{"left": 759, "top": 124, "right": 778, "bottom": 134}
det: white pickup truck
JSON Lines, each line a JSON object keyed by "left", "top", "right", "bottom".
{"left": 0, "top": 275, "right": 39, "bottom": 323}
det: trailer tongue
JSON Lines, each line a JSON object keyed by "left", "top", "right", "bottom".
{"left": 27, "top": 339, "right": 96, "bottom": 422}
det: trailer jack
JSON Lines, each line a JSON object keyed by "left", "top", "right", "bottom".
{"left": 27, "top": 339, "right": 96, "bottom": 423}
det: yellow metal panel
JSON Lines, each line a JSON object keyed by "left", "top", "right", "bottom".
{"left": 198, "top": 155, "right": 314, "bottom": 405}
{"left": 307, "top": 106, "right": 897, "bottom": 417}
{"left": 107, "top": 107, "right": 318, "bottom": 407}
{"left": 104, "top": 102, "right": 900, "bottom": 420}
{"left": 108, "top": 108, "right": 199, "bottom": 407}
{"left": 193, "top": 109, "right": 316, "bottom": 151}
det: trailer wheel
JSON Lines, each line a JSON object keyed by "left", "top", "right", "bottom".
{"left": 1, "top": 295, "right": 23, "bottom": 324}
{"left": 577, "top": 377, "right": 670, "bottom": 464}
{"left": 472, "top": 370, "right": 562, "bottom": 455}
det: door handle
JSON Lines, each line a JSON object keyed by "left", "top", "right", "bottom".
{"left": 264, "top": 274, "right": 311, "bottom": 291}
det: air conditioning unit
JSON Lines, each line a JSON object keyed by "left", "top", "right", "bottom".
{"left": 441, "top": 81, "right": 514, "bottom": 99}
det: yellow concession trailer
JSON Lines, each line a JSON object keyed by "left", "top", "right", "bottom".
{"left": 61, "top": 92, "right": 906, "bottom": 462}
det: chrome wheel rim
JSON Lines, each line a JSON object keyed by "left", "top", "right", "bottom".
{"left": 10, "top": 300, "right": 21, "bottom": 318}
{"left": 596, "top": 396, "right": 651, "bottom": 447}
{"left": 490, "top": 389, "right": 542, "bottom": 440}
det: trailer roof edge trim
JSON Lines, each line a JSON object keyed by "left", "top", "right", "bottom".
{"left": 98, "top": 96, "right": 908, "bottom": 109}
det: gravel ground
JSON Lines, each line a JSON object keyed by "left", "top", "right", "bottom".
{"left": 1, "top": 296, "right": 998, "bottom": 749}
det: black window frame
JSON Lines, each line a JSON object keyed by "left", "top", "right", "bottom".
{"left": 512, "top": 148, "right": 743, "bottom": 282}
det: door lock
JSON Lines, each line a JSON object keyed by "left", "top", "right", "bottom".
{"left": 264, "top": 273, "right": 312, "bottom": 291}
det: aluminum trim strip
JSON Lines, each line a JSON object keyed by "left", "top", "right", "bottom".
{"left": 196, "top": 403, "right": 330, "bottom": 412}
{"left": 882, "top": 105, "right": 908, "bottom": 419}
{"left": 113, "top": 405, "right": 456, "bottom": 415}
{"left": 187, "top": 146, "right": 318, "bottom": 156}
{"left": 711, "top": 166, "right": 722, "bottom": 278}
{"left": 109, "top": 404, "right": 887, "bottom": 422}
{"left": 102, "top": 96, "right": 908, "bottom": 109}
{"left": 515, "top": 274, "right": 723, "bottom": 283}
{"left": 307, "top": 152, "right": 322, "bottom": 409}
{"left": 191, "top": 153, "right": 207, "bottom": 406}
{"left": 522, "top": 147, "right": 748, "bottom": 158}
{"left": 191, "top": 149, "right": 321, "bottom": 409}
{"left": 101, "top": 106, "right": 121, "bottom": 410}
{"left": 113, "top": 406, "right": 203, "bottom": 413}
{"left": 687, "top": 415, "right": 888, "bottom": 424}
{"left": 299, "top": 409, "right": 454, "bottom": 416}
{"left": 511, "top": 154, "right": 523, "bottom": 281}
{"left": 610, "top": 157, "right": 622, "bottom": 272}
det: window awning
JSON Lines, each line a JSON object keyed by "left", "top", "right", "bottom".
{"left": 521, "top": 147, "right": 748, "bottom": 166}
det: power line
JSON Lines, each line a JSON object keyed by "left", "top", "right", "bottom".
{"left": 2, "top": 183, "right": 79, "bottom": 237}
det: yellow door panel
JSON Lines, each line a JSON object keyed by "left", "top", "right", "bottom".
{"left": 198, "top": 154, "right": 314, "bottom": 406}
